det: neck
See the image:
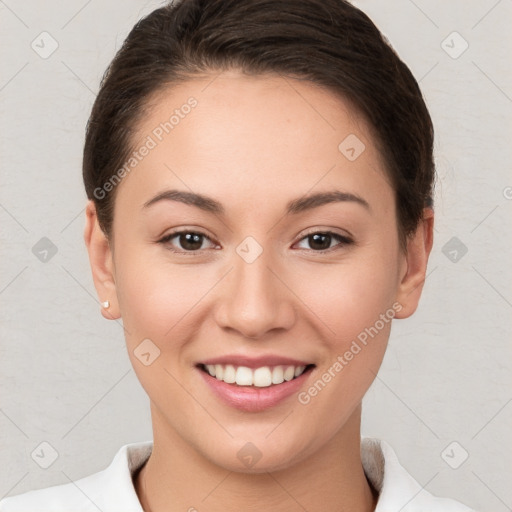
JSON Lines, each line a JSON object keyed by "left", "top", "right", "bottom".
{"left": 135, "top": 403, "right": 377, "bottom": 512}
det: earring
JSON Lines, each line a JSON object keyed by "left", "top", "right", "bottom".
{"left": 101, "top": 300, "right": 110, "bottom": 309}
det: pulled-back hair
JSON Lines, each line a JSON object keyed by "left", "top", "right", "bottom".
{"left": 83, "top": 0, "right": 434, "bottom": 247}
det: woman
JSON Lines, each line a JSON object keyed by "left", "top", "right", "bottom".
{"left": 0, "top": 0, "right": 477, "bottom": 510}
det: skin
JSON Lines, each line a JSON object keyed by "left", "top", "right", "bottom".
{"left": 84, "top": 70, "right": 433, "bottom": 512}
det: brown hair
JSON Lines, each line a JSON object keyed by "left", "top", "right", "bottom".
{"left": 83, "top": 0, "right": 434, "bottom": 247}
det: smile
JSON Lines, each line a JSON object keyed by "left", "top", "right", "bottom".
{"left": 197, "top": 358, "right": 315, "bottom": 412}
{"left": 201, "top": 363, "right": 310, "bottom": 387}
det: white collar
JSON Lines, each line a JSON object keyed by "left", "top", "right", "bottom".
{"left": 0, "top": 438, "right": 474, "bottom": 511}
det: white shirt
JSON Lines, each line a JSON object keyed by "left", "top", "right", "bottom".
{"left": 0, "top": 438, "right": 476, "bottom": 511}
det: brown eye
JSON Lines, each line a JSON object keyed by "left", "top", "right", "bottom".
{"left": 159, "top": 231, "right": 216, "bottom": 252}
{"left": 295, "top": 231, "right": 353, "bottom": 252}
{"left": 178, "top": 232, "right": 204, "bottom": 251}
{"left": 308, "top": 233, "right": 332, "bottom": 250}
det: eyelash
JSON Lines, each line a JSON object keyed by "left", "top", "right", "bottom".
{"left": 157, "top": 229, "right": 353, "bottom": 254}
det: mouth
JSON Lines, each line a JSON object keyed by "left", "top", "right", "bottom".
{"left": 198, "top": 363, "right": 315, "bottom": 387}
{"left": 196, "top": 358, "right": 316, "bottom": 412}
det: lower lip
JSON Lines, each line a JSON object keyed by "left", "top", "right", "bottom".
{"left": 198, "top": 367, "right": 313, "bottom": 413}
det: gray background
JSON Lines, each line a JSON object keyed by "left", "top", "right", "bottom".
{"left": 1, "top": 0, "right": 511, "bottom": 510}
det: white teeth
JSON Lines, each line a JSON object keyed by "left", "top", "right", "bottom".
{"left": 223, "top": 364, "right": 236, "bottom": 383}
{"left": 294, "top": 365, "right": 306, "bottom": 377}
{"left": 253, "top": 367, "right": 272, "bottom": 387}
{"left": 204, "top": 363, "right": 308, "bottom": 387}
{"left": 214, "top": 364, "right": 224, "bottom": 380}
{"left": 271, "top": 366, "right": 284, "bottom": 385}
{"left": 235, "top": 366, "right": 253, "bottom": 386}
{"left": 283, "top": 366, "right": 295, "bottom": 381}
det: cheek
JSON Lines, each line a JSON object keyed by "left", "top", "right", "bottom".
{"left": 289, "top": 247, "right": 401, "bottom": 402}
{"left": 112, "top": 247, "right": 210, "bottom": 405}
{"left": 293, "top": 252, "right": 401, "bottom": 344}
{"left": 292, "top": 261, "right": 398, "bottom": 430}
{"left": 114, "top": 244, "right": 221, "bottom": 346}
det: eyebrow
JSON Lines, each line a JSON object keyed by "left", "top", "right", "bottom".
{"left": 143, "top": 189, "right": 370, "bottom": 215}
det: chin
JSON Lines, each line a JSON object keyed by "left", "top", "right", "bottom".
{"left": 198, "top": 431, "right": 319, "bottom": 475}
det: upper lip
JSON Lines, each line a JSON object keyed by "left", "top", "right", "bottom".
{"left": 198, "top": 354, "right": 313, "bottom": 369}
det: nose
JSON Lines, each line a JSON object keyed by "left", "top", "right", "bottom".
{"left": 214, "top": 250, "right": 296, "bottom": 340}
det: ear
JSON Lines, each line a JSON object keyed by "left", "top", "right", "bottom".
{"left": 394, "top": 207, "right": 434, "bottom": 319}
{"left": 84, "top": 200, "right": 121, "bottom": 320}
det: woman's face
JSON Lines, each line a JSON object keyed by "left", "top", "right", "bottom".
{"left": 88, "top": 70, "right": 429, "bottom": 472}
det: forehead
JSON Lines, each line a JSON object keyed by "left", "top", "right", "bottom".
{"left": 116, "top": 70, "right": 393, "bottom": 215}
